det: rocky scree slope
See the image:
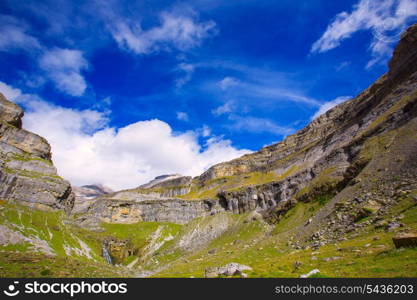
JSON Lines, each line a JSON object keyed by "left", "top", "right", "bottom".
{"left": 0, "top": 94, "right": 74, "bottom": 212}
{"left": 83, "top": 23, "right": 417, "bottom": 229}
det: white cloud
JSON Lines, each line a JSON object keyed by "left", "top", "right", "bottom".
{"left": 335, "top": 61, "right": 351, "bottom": 71}
{"left": 200, "top": 125, "right": 211, "bottom": 137}
{"left": 2, "top": 82, "right": 249, "bottom": 190}
{"left": 212, "top": 101, "right": 235, "bottom": 116}
{"left": 39, "top": 48, "right": 89, "bottom": 96}
{"left": 0, "top": 14, "right": 89, "bottom": 97}
{"left": 228, "top": 115, "right": 294, "bottom": 136}
{"left": 110, "top": 10, "right": 216, "bottom": 54}
{"left": 219, "top": 77, "right": 239, "bottom": 90}
{"left": 311, "top": 0, "right": 417, "bottom": 67}
{"left": 0, "top": 15, "right": 41, "bottom": 52}
{"left": 176, "top": 111, "right": 189, "bottom": 121}
{"left": 175, "top": 63, "right": 195, "bottom": 88}
{"left": 0, "top": 82, "right": 22, "bottom": 101}
{"left": 311, "top": 96, "right": 351, "bottom": 120}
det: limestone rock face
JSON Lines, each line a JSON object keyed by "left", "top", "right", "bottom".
{"left": 81, "top": 23, "right": 417, "bottom": 227}
{"left": 0, "top": 94, "right": 74, "bottom": 212}
{"left": 74, "top": 184, "right": 113, "bottom": 198}
{"left": 192, "top": 22, "right": 417, "bottom": 215}
{"left": 0, "top": 94, "right": 23, "bottom": 128}
{"left": 100, "top": 175, "right": 193, "bottom": 203}
{"left": 72, "top": 184, "right": 113, "bottom": 214}
{"left": 388, "top": 23, "right": 417, "bottom": 80}
{"left": 139, "top": 174, "right": 190, "bottom": 189}
{"left": 88, "top": 197, "right": 224, "bottom": 225}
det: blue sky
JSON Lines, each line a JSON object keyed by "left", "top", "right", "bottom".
{"left": 1, "top": 0, "right": 416, "bottom": 189}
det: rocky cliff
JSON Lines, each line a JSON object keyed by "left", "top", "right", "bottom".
{"left": 72, "top": 184, "right": 113, "bottom": 214}
{"left": 84, "top": 23, "right": 417, "bottom": 226}
{"left": 0, "top": 94, "right": 74, "bottom": 212}
{"left": 1, "top": 24, "right": 417, "bottom": 279}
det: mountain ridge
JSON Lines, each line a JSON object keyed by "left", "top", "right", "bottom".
{"left": 0, "top": 23, "right": 416, "bottom": 278}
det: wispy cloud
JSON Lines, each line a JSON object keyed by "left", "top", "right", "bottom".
{"left": 39, "top": 48, "right": 89, "bottom": 96}
{"left": 311, "top": 0, "right": 417, "bottom": 67}
{"left": 0, "top": 81, "right": 22, "bottom": 100}
{"left": 176, "top": 111, "right": 190, "bottom": 121}
{"left": 0, "top": 15, "right": 41, "bottom": 52}
{"left": 109, "top": 9, "right": 217, "bottom": 55}
{"left": 175, "top": 63, "right": 195, "bottom": 88}
{"left": 227, "top": 115, "right": 295, "bottom": 136}
{"left": 219, "top": 77, "right": 239, "bottom": 91}
{"left": 212, "top": 101, "right": 235, "bottom": 116}
{"left": 311, "top": 96, "right": 351, "bottom": 120}
{"left": 0, "top": 14, "right": 89, "bottom": 97}
{"left": 201, "top": 61, "right": 321, "bottom": 107}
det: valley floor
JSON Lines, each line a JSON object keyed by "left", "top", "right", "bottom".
{"left": 1, "top": 189, "right": 416, "bottom": 278}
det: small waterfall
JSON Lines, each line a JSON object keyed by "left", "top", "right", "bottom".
{"left": 102, "top": 244, "right": 113, "bottom": 265}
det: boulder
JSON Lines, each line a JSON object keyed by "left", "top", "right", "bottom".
{"left": 392, "top": 232, "right": 417, "bottom": 248}
{"left": 205, "top": 263, "right": 252, "bottom": 278}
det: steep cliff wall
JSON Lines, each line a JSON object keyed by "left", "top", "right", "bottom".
{"left": 84, "top": 23, "right": 417, "bottom": 226}
{"left": 86, "top": 197, "right": 223, "bottom": 225}
{"left": 0, "top": 94, "right": 74, "bottom": 212}
{"left": 180, "top": 23, "right": 417, "bottom": 214}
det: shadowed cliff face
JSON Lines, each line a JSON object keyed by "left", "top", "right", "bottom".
{"left": 0, "top": 94, "right": 74, "bottom": 212}
{"left": 82, "top": 23, "right": 417, "bottom": 226}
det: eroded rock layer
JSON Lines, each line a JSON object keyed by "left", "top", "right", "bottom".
{"left": 0, "top": 94, "right": 74, "bottom": 212}
{"left": 84, "top": 23, "right": 417, "bottom": 225}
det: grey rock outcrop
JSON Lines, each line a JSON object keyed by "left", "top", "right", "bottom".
{"left": 392, "top": 232, "right": 417, "bottom": 248}
{"left": 0, "top": 94, "right": 23, "bottom": 128}
{"left": 205, "top": 263, "right": 252, "bottom": 278}
{"left": 81, "top": 23, "right": 417, "bottom": 228}
{"left": 139, "top": 174, "right": 189, "bottom": 189}
{"left": 86, "top": 197, "right": 224, "bottom": 225}
{"left": 74, "top": 184, "right": 113, "bottom": 198}
{"left": 0, "top": 94, "right": 74, "bottom": 212}
{"left": 72, "top": 184, "right": 113, "bottom": 214}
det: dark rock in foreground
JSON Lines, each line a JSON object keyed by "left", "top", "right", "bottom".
{"left": 392, "top": 232, "right": 417, "bottom": 248}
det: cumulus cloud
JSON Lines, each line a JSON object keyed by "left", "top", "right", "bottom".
{"left": 311, "top": 96, "right": 351, "bottom": 120}
{"left": 39, "top": 48, "right": 89, "bottom": 96}
{"left": 1, "top": 82, "right": 249, "bottom": 190}
{"left": 311, "top": 0, "right": 417, "bottom": 67}
{"left": 110, "top": 10, "right": 216, "bottom": 54}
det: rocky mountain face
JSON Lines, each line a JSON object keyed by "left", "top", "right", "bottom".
{"left": 82, "top": 24, "right": 417, "bottom": 228}
{"left": 72, "top": 184, "right": 113, "bottom": 214}
{"left": 73, "top": 184, "right": 113, "bottom": 198}
{"left": 139, "top": 174, "right": 190, "bottom": 189}
{"left": 0, "top": 94, "right": 74, "bottom": 212}
{"left": 1, "top": 24, "right": 416, "bottom": 279}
